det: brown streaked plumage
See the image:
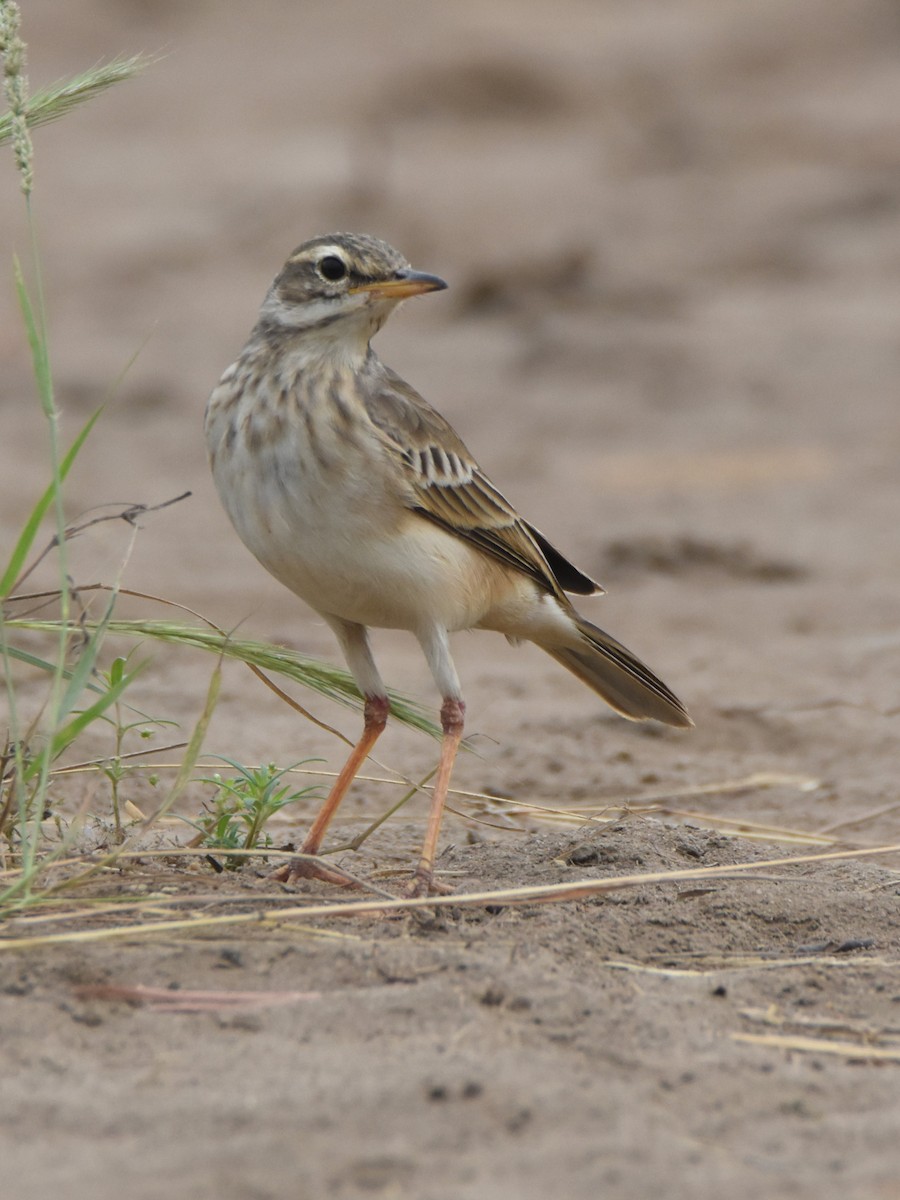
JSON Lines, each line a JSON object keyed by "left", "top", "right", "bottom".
{"left": 205, "top": 232, "right": 691, "bottom": 897}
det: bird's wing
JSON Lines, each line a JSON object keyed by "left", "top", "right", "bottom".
{"left": 364, "top": 368, "right": 601, "bottom": 598}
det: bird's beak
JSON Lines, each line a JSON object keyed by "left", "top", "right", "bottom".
{"left": 349, "top": 269, "right": 448, "bottom": 300}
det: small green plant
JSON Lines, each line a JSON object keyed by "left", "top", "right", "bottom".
{"left": 86, "top": 655, "right": 178, "bottom": 839}
{"left": 189, "top": 758, "right": 322, "bottom": 870}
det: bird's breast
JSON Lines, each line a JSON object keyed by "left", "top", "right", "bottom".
{"left": 206, "top": 361, "right": 413, "bottom": 619}
{"left": 205, "top": 352, "right": 529, "bottom": 633}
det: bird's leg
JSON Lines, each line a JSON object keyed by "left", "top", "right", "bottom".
{"left": 405, "top": 697, "right": 465, "bottom": 898}
{"left": 271, "top": 694, "right": 389, "bottom": 886}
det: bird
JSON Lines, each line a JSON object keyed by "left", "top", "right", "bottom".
{"left": 205, "top": 232, "right": 691, "bottom": 896}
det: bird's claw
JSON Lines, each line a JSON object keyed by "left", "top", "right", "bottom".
{"left": 270, "top": 856, "right": 361, "bottom": 888}
{"left": 402, "top": 870, "right": 456, "bottom": 898}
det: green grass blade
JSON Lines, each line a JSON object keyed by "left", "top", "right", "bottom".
{"left": 140, "top": 659, "right": 220, "bottom": 826}
{"left": 107, "top": 621, "right": 440, "bottom": 736}
{"left": 12, "top": 256, "right": 51, "bottom": 412}
{"left": 23, "top": 660, "right": 146, "bottom": 782}
{"left": 0, "top": 55, "right": 153, "bottom": 147}
{"left": 5, "top": 618, "right": 441, "bottom": 737}
{"left": 55, "top": 592, "right": 119, "bottom": 722}
{"left": 0, "top": 405, "right": 103, "bottom": 599}
{"left": 0, "top": 643, "right": 105, "bottom": 695}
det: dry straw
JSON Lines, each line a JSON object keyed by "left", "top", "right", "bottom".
{"left": 2, "top": 841, "right": 900, "bottom": 950}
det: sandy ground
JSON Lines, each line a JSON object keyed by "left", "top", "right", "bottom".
{"left": 2, "top": 1, "right": 900, "bottom": 1197}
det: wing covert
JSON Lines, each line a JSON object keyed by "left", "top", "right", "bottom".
{"left": 363, "top": 368, "right": 602, "bottom": 599}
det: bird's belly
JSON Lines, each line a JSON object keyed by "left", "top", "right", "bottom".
{"left": 210, "top": 431, "right": 496, "bottom": 633}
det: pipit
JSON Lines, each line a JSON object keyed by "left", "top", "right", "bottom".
{"left": 205, "top": 233, "right": 691, "bottom": 896}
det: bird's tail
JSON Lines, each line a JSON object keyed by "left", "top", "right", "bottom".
{"left": 540, "top": 615, "right": 692, "bottom": 728}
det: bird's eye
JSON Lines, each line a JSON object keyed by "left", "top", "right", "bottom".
{"left": 318, "top": 255, "right": 348, "bottom": 282}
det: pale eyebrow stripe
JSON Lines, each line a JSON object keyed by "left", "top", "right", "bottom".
{"left": 289, "top": 243, "right": 345, "bottom": 264}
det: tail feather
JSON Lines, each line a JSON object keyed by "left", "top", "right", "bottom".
{"left": 541, "top": 616, "right": 692, "bottom": 728}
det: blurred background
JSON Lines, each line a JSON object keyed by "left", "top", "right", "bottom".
{"left": 1, "top": 0, "right": 899, "bottom": 833}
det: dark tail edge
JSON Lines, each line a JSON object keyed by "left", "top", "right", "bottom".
{"left": 541, "top": 617, "right": 692, "bottom": 729}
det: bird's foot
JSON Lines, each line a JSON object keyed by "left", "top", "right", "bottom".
{"left": 271, "top": 855, "right": 361, "bottom": 889}
{"left": 402, "top": 869, "right": 456, "bottom": 899}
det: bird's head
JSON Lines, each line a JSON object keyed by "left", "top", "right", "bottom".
{"left": 257, "top": 233, "right": 447, "bottom": 352}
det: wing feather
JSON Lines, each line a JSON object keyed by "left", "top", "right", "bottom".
{"left": 363, "top": 368, "right": 601, "bottom": 599}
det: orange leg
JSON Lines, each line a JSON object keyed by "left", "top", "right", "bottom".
{"left": 404, "top": 698, "right": 465, "bottom": 897}
{"left": 272, "top": 695, "right": 389, "bottom": 886}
